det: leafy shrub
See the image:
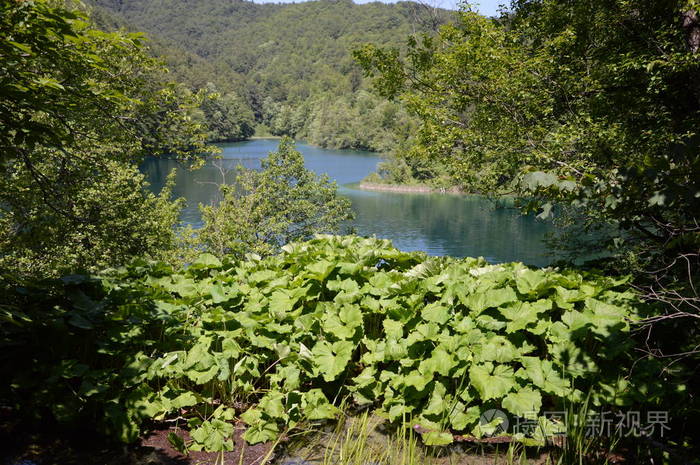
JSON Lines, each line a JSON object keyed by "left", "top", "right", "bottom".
{"left": 1, "top": 236, "right": 669, "bottom": 451}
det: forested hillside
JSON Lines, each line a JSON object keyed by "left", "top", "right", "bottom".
{"left": 92, "top": 0, "right": 450, "bottom": 150}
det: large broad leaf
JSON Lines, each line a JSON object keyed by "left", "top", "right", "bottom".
{"left": 449, "top": 402, "right": 481, "bottom": 430}
{"left": 323, "top": 313, "right": 355, "bottom": 340}
{"left": 169, "top": 391, "right": 198, "bottom": 409}
{"left": 190, "top": 419, "right": 234, "bottom": 451}
{"left": 403, "top": 370, "right": 432, "bottom": 392}
{"left": 475, "top": 335, "right": 520, "bottom": 363}
{"left": 191, "top": 253, "right": 223, "bottom": 269}
{"left": 422, "top": 431, "right": 454, "bottom": 446}
{"left": 269, "top": 289, "right": 299, "bottom": 318}
{"left": 518, "top": 357, "right": 570, "bottom": 396}
{"left": 240, "top": 407, "right": 280, "bottom": 443}
{"left": 243, "top": 419, "right": 279, "bottom": 444}
{"left": 421, "top": 303, "right": 451, "bottom": 325}
{"left": 419, "top": 347, "right": 457, "bottom": 376}
{"left": 561, "top": 309, "right": 592, "bottom": 333}
{"left": 306, "top": 259, "right": 336, "bottom": 281}
{"left": 515, "top": 269, "right": 553, "bottom": 296}
{"left": 502, "top": 388, "right": 542, "bottom": 417}
{"left": 312, "top": 340, "right": 354, "bottom": 381}
{"left": 422, "top": 382, "right": 448, "bottom": 417}
{"left": 210, "top": 283, "right": 230, "bottom": 304}
{"left": 339, "top": 304, "right": 363, "bottom": 328}
{"left": 521, "top": 171, "right": 558, "bottom": 191}
{"left": 183, "top": 340, "right": 219, "bottom": 384}
{"left": 383, "top": 318, "right": 404, "bottom": 339}
{"left": 469, "top": 362, "right": 516, "bottom": 401}
{"left": 460, "top": 286, "right": 517, "bottom": 315}
{"left": 260, "top": 391, "right": 287, "bottom": 420}
{"left": 385, "top": 338, "right": 408, "bottom": 361}
{"left": 554, "top": 286, "right": 585, "bottom": 309}
{"left": 303, "top": 389, "right": 339, "bottom": 420}
{"left": 500, "top": 300, "right": 552, "bottom": 333}
{"left": 169, "top": 275, "right": 198, "bottom": 298}
{"left": 584, "top": 298, "right": 629, "bottom": 335}
{"left": 270, "top": 364, "right": 301, "bottom": 391}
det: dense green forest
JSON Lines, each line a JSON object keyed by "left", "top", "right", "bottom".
{"left": 90, "top": 0, "right": 446, "bottom": 150}
{"left": 2, "top": 0, "right": 699, "bottom": 463}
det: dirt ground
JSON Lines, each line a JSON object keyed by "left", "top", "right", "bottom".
{"left": 0, "top": 419, "right": 546, "bottom": 465}
{"left": 0, "top": 411, "right": 632, "bottom": 465}
{"left": 0, "top": 417, "right": 275, "bottom": 465}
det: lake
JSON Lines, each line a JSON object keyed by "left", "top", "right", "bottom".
{"left": 141, "top": 139, "right": 557, "bottom": 266}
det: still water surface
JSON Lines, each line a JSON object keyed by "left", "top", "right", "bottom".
{"left": 141, "top": 139, "right": 556, "bottom": 266}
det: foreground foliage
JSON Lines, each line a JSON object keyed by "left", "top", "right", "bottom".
{"left": 0, "top": 0, "right": 215, "bottom": 279}
{"left": 2, "top": 236, "right": 669, "bottom": 452}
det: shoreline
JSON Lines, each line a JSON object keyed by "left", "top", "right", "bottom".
{"left": 358, "top": 182, "right": 464, "bottom": 195}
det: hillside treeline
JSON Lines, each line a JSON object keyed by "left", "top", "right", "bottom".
{"left": 91, "top": 0, "right": 449, "bottom": 150}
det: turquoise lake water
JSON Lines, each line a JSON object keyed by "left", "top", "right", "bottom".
{"left": 141, "top": 139, "right": 557, "bottom": 266}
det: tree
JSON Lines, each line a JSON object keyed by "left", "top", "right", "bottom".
{"left": 198, "top": 83, "right": 255, "bottom": 142}
{"left": 0, "top": 0, "right": 215, "bottom": 278}
{"left": 197, "top": 138, "right": 354, "bottom": 258}
{"left": 355, "top": 1, "right": 700, "bottom": 359}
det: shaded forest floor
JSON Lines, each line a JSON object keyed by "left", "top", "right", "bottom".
{"left": 0, "top": 414, "right": 273, "bottom": 465}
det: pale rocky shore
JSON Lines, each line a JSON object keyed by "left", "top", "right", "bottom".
{"left": 358, "top": 182, "right": 463, "bottom": 194}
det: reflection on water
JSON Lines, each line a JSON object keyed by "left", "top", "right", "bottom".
{"left": 141, "top": 139, "right": 556, "bottom": 266}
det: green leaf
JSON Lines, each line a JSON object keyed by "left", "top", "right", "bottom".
{"left": 518, "top": 357, "right": 570, "bottom": 396}
{"left": 269, "top": 289, "right": 298, "bottom": 317}
{"left": 190, "top": 419, "right": 234, "bottom": 451}
{"left": 419, "top": 347, "right": 456, "bottom": 376}
{"left": 515, "top": 269, "right": 548, "bottom": 293}
{"left": 303, "top": 389, "right": 339, "bottom": 420}
{"left": 522, "top": 171, "right": 558, "bottom": 190}
{"left": 421, "top": 303, "right": 451, "bottom": 324}
{"left": 500, "top": 300, "right": 552, "bottom": 333}
{"left": 170, "top": 276, "right": 198, "bottom": 298}
{"left": 403, "top": 370, "right": 432, "bottom": 392}
{"left": 422, "top": 431, "right": 453, "bottom": 445}
{"left": 241, "top": 407, "right": 262, "bottom": 425}
{"left": 502, "top": 388, "right": 542, "bottom": 417}
{"left": 475, "top": 335, "right": 519, "bottom": 363}
{"left": 323, "top": 313, "right": 355, "bottom": 339}
{"left": 383, "top": 318, "right": 404, "bottom": 339}
{"left": 339, "top": 304, "right": 363, "bottom": 328}
{"left": 260, "top": 391, "right": 287, "bottom": 419}
{"left": 469, "top": 362, "right": 516, "bottom": 401}
{"left": 449, "top": 403, "right": 481, "bottom": 430}
{"left": 192, "top": 253, "right": 223, "bottom": 268}
{"left": 312, "top": 340, "right": 354, "bottom": 381}
{"left": 306, "top": 259, "right": 336, "bottom": 281}
{"left": 170, "top": 392, "right": 198, "bottom": 409}
{"left": 243, "top": 419, "right": 279, "bottom": 444}
{"left": 210, "top": 283, "right": 232, "bottom": 303}
{"left": 460, "top": 286, "right": 517, "bottom": 315}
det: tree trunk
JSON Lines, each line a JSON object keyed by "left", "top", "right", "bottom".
{"left": 682, "top": 10, "right": 700, "bottom": 53}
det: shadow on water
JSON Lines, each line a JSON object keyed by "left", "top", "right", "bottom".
{"left": 345, "top": 189, "right": 555, "bottom": 265}
{"left": 141, "top": 139, "right": 558, "bottom": 267}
